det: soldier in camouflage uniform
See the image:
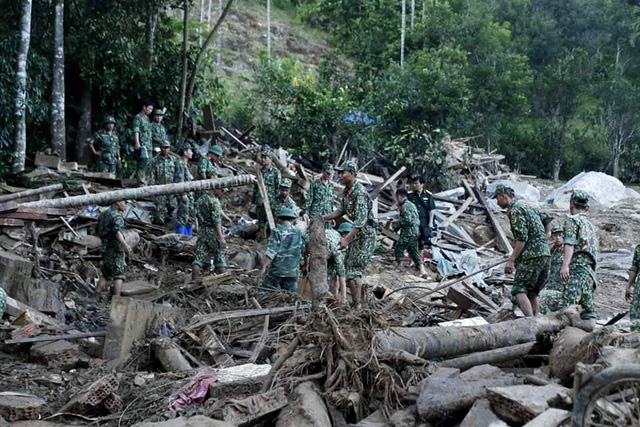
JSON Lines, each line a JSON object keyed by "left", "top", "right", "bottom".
{"left": 302, "top": 162, "right": 335, "bottom": 228}
{"left": 626, "top": 245, "right": 640, "bottom": 331}
{"left": 322, "top": 160, "right": 377, "bottom": 308}
{"left": 326, "top": 222, "right": 350, "bottom": 302}
{"left": 89, "top": 116, "right": 121, "bottom": 174}
{"left": 408, "top": 176, "right": 437, "bottom": 249}
{"left": 253, "top": 150, "right": 281, "bottom": 240}
{"left": 272, "top": 178, "right": 299, "bottom": 223}
{"left": 133, "top": 102, "right": 154, "bottom": 182}
{"left": 539, "top": 223, "right": 566, "bottom": 314}
{"left": 393, "top": 189, "right": 428, "bottom": 276}
{"left": 175, "top": 143, "right": 195, "bottom": 236}
{"left": 494, "top": 184, "right": 550, "bottom": 317}
{"left": 97, "top": 200, "right": 132, "bottom": 296}
{"left": 192, "top": 186, "right": 227, "bottom": 280}
{"left": 259, "top": 208, "right": 306, "bottom": 294}
{"left": 150, "top": 140, "right": 179, "bottom": 225}
{"left": 0, "top": 287, "right": 6, "bottom": 318}
{"left": 559, "top": 191, "right": 598, "bottom": 326}
{"left": 198, "top": 144, "right": 223, "bottom": 179}
{"left": 150, "top": 109, "right": 169, "bottom": 153}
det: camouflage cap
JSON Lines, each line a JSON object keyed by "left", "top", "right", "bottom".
{"left": 152, "top": 109, "right": 165, "bottom": 116}
{"left": 208, "top": 145, "right": 223, "bottom": 156}
{"left": 493, "top": 184, "right": 515, "bottom": 197}
{"left": 337, "top": 222, "right": 353, "bottom": 234}
{"left": 322, "top": 162, "right": 333, "bottom": 172}
{"left": 159, "top": 140, "right": 171, "bottom": 148}
{"left": 280, "top": 178, "right": 292, "bottom": 188}
{"left": 104, "top": 116, "right": 116, "bottom": 125}
{"left": 336, "top": 160, "right": 358, "bottom": 173}
{"left": 570, "top": 190, "right": 590, "bottom": 207}
{"left": 551, "top": 223, "right": 564, "bottom": 234}
{"left": 260, "top": 149, "right": 274, "bottom": 159}
{"left": 180, "top": 143, "right": 193, "bottom": 154}
{"left": 278, "top": 207, "right": 297, "bottom": 219}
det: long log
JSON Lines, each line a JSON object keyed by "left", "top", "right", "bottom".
{"left": 255, "top": 167, "right": 276, "bottom": 230}
{"left": 467, "top": 180, "right": 513, "bottom": 255}
{"left": 20, "top": 175, "right": 253, "bottom": 208}
{"left": 183, "top": 304, "right": 310, "bottom": 331}
{"left": 5, "top": 331, "right": 106, "bottom": 345}
{"left": 376, "top": 307, "right": 582, "bottom": 360}
{"left": 439, "top": 341, "right": 536, "bottom": 370}
{"left": 308, "top": 217, "right": 328, "bottom": 306}
{"left": 0, "top": 183, "right": 64, "bottom": 203}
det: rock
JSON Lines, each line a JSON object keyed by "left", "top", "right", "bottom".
{"left": 488, "top": 180, "right": 540, "bottom": 204}
{"left": 522, "top": 408, "right": 570, "bottom": 427}
{"left": 388, "top": 406, "right": 417, "bottom": 427}
{"left": 549, "top": 326, "right": 588, "bottom": 385}
{"left": 351, "top": 409, "right": 390, "bottom": 426}
{"left": 459, "top": 399, "right": 508, "bottom": 427}
{"left": 228, "top": 251, "right": 256, "bottom": 271}
{"left": 0, "top": 392, "right": 46, "bottom": 421}
{"left": 543, "top": 171, "right": 627, "bottom": 209}
{"left": 487, "top": 384, "right": 571, "bottom": 424}
{"left": 132, "top": 416, "right": 235, "bottom": 427}
{"left": 208, "top": 363, "right": 272, "bottom": 399}
{"left": 30, "top": 340, "right": 79, "bottom": 369}
{"left": 275, "top": 382, "right": 331, "bottom": 427}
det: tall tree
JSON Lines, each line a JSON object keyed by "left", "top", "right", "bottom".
{"left": 177, "top": 0, "right": 190, "bottom": 139}
{"left": 411, "top": 0, "right": 415, "bottom": 29}
{"left": 13, "top": 0, "right": 32, "bottom": 172}
{"left": 400, "top": 0, "right": 406, "bottom": 68}
{"left": 216, "top": 0, "right": 223, "bottom": 73}
{"left": 267, "top": 0, "right": 271, "bottom": 61}
{"left": 51, "top": 0, "right": 65, "bottom": 160}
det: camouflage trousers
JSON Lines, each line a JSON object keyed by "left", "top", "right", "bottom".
{"left": 101, "top": 246, "right": 127, "bottom": 281}
{"left": 539, "top": 289, "right": 564, "bottom": 314}
{"left": 0, "top": 287, "right": 5, "bottom": 317}
{"left": 328, "top": 250, "right": 346, "bottom": 278}
{"left": 345, "top": 227, "right": 377, "bottom": 279}
{"left": 192, "top": 226, "right": 226, "bottom": 269}
{"left": 176, "top": 193, "right": 195, "bottom": 227}
{"left": 154, "top": 195, "right": 177, "bottom": 225}
{"left": 97, "top": 161, "right": 116, "bottom": 174}
{"left": 393, "top": 231, "right": 423, "bottom": 267}
{"left": 561, "top": 266, "right": 596, "bottom": 319}
{"left": 512, "top": 256, "right": 550, "bottom": 298}
{"left": 260, "top": 271, "right": 299, "bottom": 294}
{"left": 137, "top": 157, "right": 150, "bottom": 183}
{"left": 630, "top": 283, "right": 640, "bottom": 331}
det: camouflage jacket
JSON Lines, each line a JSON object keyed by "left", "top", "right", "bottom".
{"left": 97, "top": 206, "right": 126, "bottom": 252}
{"left": 508, "top": 200, "right": 551, "bottom": 261}
{"left": 197, "top": 157, "right": 218, "bottom": 180}
{"left": 272, "top": 195, "right": 298, "bottom": 219}
{"left": 150, "top": 154, "right": 179, "bottom": 185}
{"left": 196, "top": 192, "right": 222, "bottom": 228}
{"left": 91, "top": 130, "right": 120, "bottom": 165}
{"left": 150, "top": 123, "right": 168, "bottom": 150}
{"left": 399, "top": 200, "right": 420, "bottom": 236}
{"left": 265, "top": 222, "right": 306, "bottom": 277}
{"left": 303, "top": 178, "right": 334, "bottom": 217}
{"left": 630, "top": 246, "right": 640, "bottom": 286}
{"left": 339, "top": 182, "right": 375, "bottom": 235}
{"left": 408, "top": 191, "right": 436, "bottom": 221}
{"left": 132, "top": 113, "right": 152, "bottom": 158}
{"left": 325, "top": 229, "right": 345, "bottom": 273}
{"left": 563, "top": 213, "right": 599, "bottom": 270}
{"left": 253, "top": 166, "right": 281, "bottom": 205}
{"left": 174, "top": 159, "right": 193, "bottom": 183}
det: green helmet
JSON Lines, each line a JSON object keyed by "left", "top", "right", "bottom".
{"left": 570, "top": 190, "right": 590, "bottom": 207}
{"left": 493, "top": 184, "right": 515, "bottom": 198}
{"left": 278, "top": 207, "right": 297, "bottom": 219}
{"left": 280, "top": 178, "right": 292, "bottom": 189}
{"left": 159, "top": 140, "right": 171, "bottom": 148}
{"left": 337, "top": 222, "right": 353, "bottom": 234}
{"left": 260, "top": 149, "right": 274, "bottom": 159}
{"left": 337, "top": 160, "right": 357, "bottom": 173}
{"left": 551, "top": 223, "right": 563, "bottom": 234}
{"left": 104, "top": 116, "right": 116, "bottom": 125}
{"left": 208, "top": 145, "right": 223, "bottom": 156}
{"left": 322, "top": 162, "right": 333, "bottom": 172}
{"left": 153, "top": 109, "right": 165, "bottom": 116}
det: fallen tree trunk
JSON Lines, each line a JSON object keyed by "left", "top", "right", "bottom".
{"left": 20, "top": 175, "right": 253, "bottom": 208}
{"left": 275, "top": 381, "right": 331, "bottom": 427}
{"left": 439, "top": 342, "right": 536, "bottom": 370}
{"left": 184, "top": 304, "right": 309, "bottom": 331}
{"left": 0, "top": 183, "right": 64, "bottom": 203}
{"left": 153, "top": 338, "right": 192, "bottom": 372}
{"left": 308, "top": 217, "right": 328, "bottom": 306}
{"left": 376, "top": 307, "right": 582, "bottom": 360}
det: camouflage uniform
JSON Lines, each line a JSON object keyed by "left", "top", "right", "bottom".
{"left": 253, "top": 166, "right": 281, "bottom": 230}
{"left": 629, "top": 245, "right": 640, "bottom": 331}
{"left": 338, "top": 173, "right": 377, "bottom": 279}
{"left": 0, "top": 287, "right": 6, "bottom": 317}
{"left": 151, "top": 122, "right": 169, "bottom": 152}
{"left": 508, "top": 199, "right": 551, "bottom": 298}
{"left": 272, "top": 195, "right": 298, "bottom": 223}
{"left": 175, "top": 159, "right": 195, "bottom": 228}
{"left": 303, "top": 176, "right": 334, "bottom": 227}
{"left": 197, "top": 157, "right": 218, "bottom": 179}
{"left": 262, "top": 221, "right": 306, "bottom": 292}
{"left": 91, "top": 130, "right": 119, "bottom": 173}
{"left": 394, "top": 200, "right": 423, "bottom": 267}
{"left": 192, "top": 192, "right": 226, "bottom": 269}
{"left": 326, "top": 229, "right": 346, "bottom": 278}
{"left": 538, "top": 247, "right": 565, "bottom": 314}
{"left": 97, "top": 206, "right": 127, "bottom": 281}
{"left": 150, "top": 152, "right": 179, "bottom": 225}
{"left": 561, "top": 211, "right": 599, "bottom": 319}
{"left": 408, "top": 191, "right": 436, "bottom": 248}
{"left": 132, "top": 112, "right": 152, "bottom": 181}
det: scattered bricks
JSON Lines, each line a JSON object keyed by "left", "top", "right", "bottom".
{"left": 59, "top": 374, "right": 119, "bottom": 414}
{"left": 0, "top": 392, "right": 46, "bottom": 421}
{"left": 30, "top": 340, "right": 79, "bottom": 369}
{"left": 487, "top": 384, "right": 571, "bottom": 424}
{"left": 219, "top": 387, "right": 287, "bottom": 426}
{"left": 103, "top": 393, "right": 123, "bottom": 413}
{"left": 10, "top": 323, "right": 40, "bottom": 341}
{"left": 208, "top": 364, "right": 271, "bottom": 400}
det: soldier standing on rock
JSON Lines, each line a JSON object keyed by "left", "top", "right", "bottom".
{"left": 393, "top": 189, "right": 428, "bottom": 276}
{"left": 97, "top": 200, "right": 131, "bottom": 297}
{"left": 150, "top": 140, "right": 179, "bottom": 226}
{"left": 322, "top": 161, "right": 377, "bottom": 309}
{"left": 494, "top": 184, "right": 550, "bottom": 317}
{"left": 192, "top": 186, "right": 227, "bottom": 280}
{"left": 89, "top": 116, "right": 121, "bottom": 174}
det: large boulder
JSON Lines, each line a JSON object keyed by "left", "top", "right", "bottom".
{"left": 543, "top": 172, "right": 632, "bottom": 209}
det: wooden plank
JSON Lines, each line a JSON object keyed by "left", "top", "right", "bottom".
{"left": 461, "top": 280, "right": 500, "bottom": 311}
{"left": 0, "top": 183, "right": 64, "bottom": 203}
{"left": 202, "top": 104, "right": 216, "bottom": 131}
{"left": 35, "top": 152, "right": 61, "bottom": 169}
{"left": 0, "top": 212, "right": 49, "bottom": 220}
{"left": 0, "top": 201, "right": 18, "bottom": 214}
{"left": 255, "top": 167, "right": 276, "bottom": 230}
{"left": 461, "top": 179, "right": 477, "bottom": 201}
{"left": 440, "top": 197, "right": 474, "bottom": 228}
{"left": 381, "top": 226, "right": 400, "bottom": 242}
{"left": 370, "top": 166, "right": 407, "bottom": 200}
{"left": 0, "top": 218, "right": 24, "bottom": 227}
{"left": 433, "top": 194, "right": 484, "bottom": 210}
{"left": 14, "top": 207, "right": 69, "bottom": 215}
{"left": 183, "top": 304, "right": 310, "bottom": 331}
{"left": 5, "top": 331, "right": 106, "bottom": 345}
{"left": 467, "top": 180, "right": 513, "bottom": 255}
{"left": 4, "top": 296, "right": 66, "bottom": 329}
{"left": 221, "top": 126, "right": 249, "bottom": 149}
{"left": 238, "top": 125, "right": 256, "bottom": 142}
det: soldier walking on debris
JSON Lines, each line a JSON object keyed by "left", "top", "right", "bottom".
{"left": 150, "top": 140, "right": 179, "bottom": 226}
{"left": 272, "top": 178, "right": 298, "bottom": 223}
{"left": 393, "top": 189, "right": 428, "bottom": 276}
{"left": 302, "top": 162, "right": 335, "bottom": 228}
{"left": 539, "top": 223, "right": 566, "bottom": 314}
{"left": 625, "top": 245, "right": 640, "bottom": 331}
{"left": 259, "top": 208, "right": 306, "bottom": 295}
{"left": 175, "top": 143, "right": 195, "bottom": 236}
{"left": 150, "top": 109, "right": 169, "bottom": 153}
{"left": 132, "top": 101, "right": 154, "bottom": 183}
{"left": 322, "top": 161, "right": 377, "bottom": 309}
{"left": 192, "top": 187, "right": 227, "bottom": 280}
{"left": 252, "top": 150, "right": 281, "bottom": 241}
{"left": 494, "top": 184, "right": 550, "bottom": 317}
{"left": 198, "top": 144, "right": 223, "bottom": 179}
{"left": 408, "top": 176, "right": 437, "bottom": 249}
{"left": 97, "top": 200, "right": 132, "bottom": 297}
{"left": 559, "top": 191, "right": 599, "bottom": 328}
{"left": 327, "top": 222, "right": 350, "bottom": 302}
{"left": 89, "top": 116, "right": 121, "bottom": 174}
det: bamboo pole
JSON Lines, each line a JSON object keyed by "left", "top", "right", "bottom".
{"left": 0, "top": 183, "right": 64, "bottom": 203}
{"left": 20, "top": 175, "right": 253, "bottom": 208}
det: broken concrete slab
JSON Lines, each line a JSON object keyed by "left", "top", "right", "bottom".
{"left": 219, "top": 387, "right": 287, "bottom": 426}
{"left": 487, "top": 383, "right": 571, "bottom": 424}
{"left": 275, "top": 381, "right": 331, "bottom": 427}
{"left": 0, "top": 250, "right": 33, "bottom": 300}
{"left": 133, "top": 416, "right": 235, "bottom": 427}
{"left": 208, "top": 363, "right": 272, "bottom": 400}
{"left": 522, "top": 408, "right": 570, "bottom": 427}
{"left": 30, "top": 340, "right": 79, "bottom": 369}
{"left": 0, "top": 392, "right": 46, "bottom": 421}
{"left": 103, "top": 296, "right": 186, "bottom": 360}
{"left": 459, "top": 398, "right": 508, "bottom": 427}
